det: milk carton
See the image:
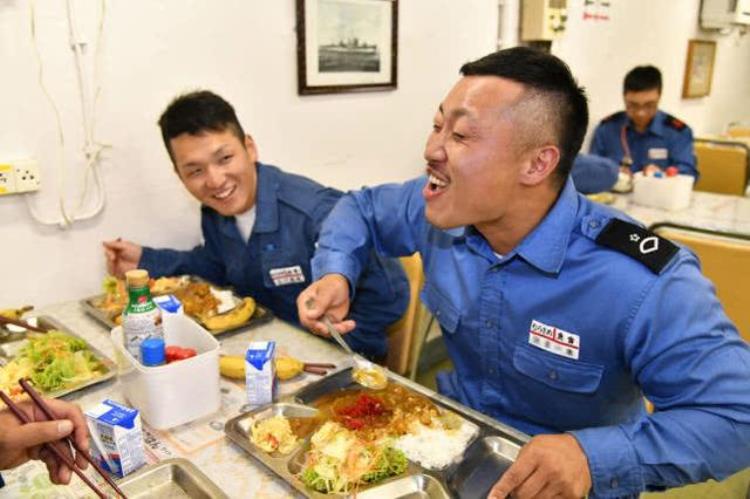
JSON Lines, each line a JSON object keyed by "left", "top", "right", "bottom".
{"left": 245, "top": 341, "right": 276, "bottom": 406}
{"left": 85, "top": 400, "right": 146, "bottom": 478}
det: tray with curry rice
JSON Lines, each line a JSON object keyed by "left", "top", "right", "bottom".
{"left": 0, "top": 315, "right": 116, "bottom": 400}
{"left": 81, "top": 275, "right": 273, "bottom": 335}
{"left": 225, "top": 366, "right": 529, "bottom": 498}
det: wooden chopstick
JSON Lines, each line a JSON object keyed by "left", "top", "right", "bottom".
{"left": 18, "top": 379, "right": 129, "bottom": 499}
{"left": 303, "top": 366, "right": 329, "bottom": 375}
{"left": 0, "top": 390, "right": 108, "bottom": 499}
{"left": 303, "top": 362, "right": 336, "bottom": 369}
{"left": 0, "top": 315, "right": 49, "bottom": 333}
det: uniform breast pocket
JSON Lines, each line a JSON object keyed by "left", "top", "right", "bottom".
{"left": 421, "top": 280, "right": 461, "bottom": 335}
{"left": 512, "top": 344, "right": 604, "bottom": 394}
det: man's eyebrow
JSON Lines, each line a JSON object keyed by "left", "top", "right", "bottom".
{"left": 438, "top": 104, "right": 471, "bottom": 120}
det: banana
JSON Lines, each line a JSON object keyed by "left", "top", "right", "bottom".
{"left": 275, "top": 355, "right": 304, "bottom": 381}
{"left": 219, "top": 354, "right": 305, "bottom": 381}
{"left": 0, "top": 306, "right": 33, "bottom": 320}
{"left": 219, "top": 355, "right": 246, "bottom": 379}
{"left": 201, "top": 297, "right": 256, "bottom": 332}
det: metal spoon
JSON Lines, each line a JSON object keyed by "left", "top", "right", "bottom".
{"left": 304, "top": 297, "right": 354, "bottom": 355}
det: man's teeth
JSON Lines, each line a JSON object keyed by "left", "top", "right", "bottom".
{"left": 428, "top": 174, "right": 448, "bottom": 187}
{"left": 214, "top": 186, "right": 234, "bottom": 199}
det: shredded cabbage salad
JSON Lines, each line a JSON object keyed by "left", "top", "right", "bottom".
{"left": 0, "top": 331, "right": 107, "bottom": 397}
{"left": 299, "top": 422, "right": 408, "bottom": 494}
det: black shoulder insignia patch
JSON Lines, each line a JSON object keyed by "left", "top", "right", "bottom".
{"left": 601, "top": 111, "right": 624, "bottom": 124}
{"left": 596, "top": 219, "right": 679, "bottom": 274}
{"left": 664, "top": 114, "right": 687, "bottom": 131}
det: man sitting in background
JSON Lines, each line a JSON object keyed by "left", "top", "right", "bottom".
{"left": 102, "top": 90, "right": 408, "bottom": 361}
{"left": 590, "top": 65, "right": 697, "bottom": 178}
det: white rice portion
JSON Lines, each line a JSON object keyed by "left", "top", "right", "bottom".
{"left": 394, "top": 419, "right": 478, "bottom": 470}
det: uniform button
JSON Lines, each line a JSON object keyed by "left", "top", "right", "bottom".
{"left": 488, "top": 368, "right": 496, "bottom": 375}
{"left": 610, "top": 478, "right": 619, "bottom": 489}
{"left": 589, "top": 220, "right": 601, "bottom": 229}
{"left": 548, "top": 370, "right": 558, "bottom": 381}
{"left": 484, "top": 320, "right": 493, "bottom": 328}
{"left": 435, "top": 310, "right": 441, "bottom": 317}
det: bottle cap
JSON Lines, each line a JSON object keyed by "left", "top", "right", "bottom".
{"left": 125, "top": 269, "right": 150, "bottom": 288}
{"left": 140, "top": 337, "right": 166, "bottom": 366}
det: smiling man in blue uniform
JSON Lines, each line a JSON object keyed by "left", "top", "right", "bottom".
{"left": 589, "top": 65, "right": 697, "bottom": 178}
{"left": 102, "top": 91, "right": 408, "bottom": 361}
{"left": 296, "top": 48, "right": 750, "bottom": 498}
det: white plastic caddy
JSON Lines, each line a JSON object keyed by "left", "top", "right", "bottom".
{"left": 111, "top": 314, "right": 220, "bottom": 429}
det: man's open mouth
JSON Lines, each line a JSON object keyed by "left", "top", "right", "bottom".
{"left": 213, "top": 185, "right": 236, "bottom": 200}
{"left": 427, "top": 173, "right": 449, "bottom": 192}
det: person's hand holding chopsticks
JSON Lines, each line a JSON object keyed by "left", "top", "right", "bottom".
{"left": 0, "top": 398, "right": 89, "bottom": 484}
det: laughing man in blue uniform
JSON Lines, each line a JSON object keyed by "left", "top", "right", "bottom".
{"left": 102, "top": 91, "right": 408, "bottom": 361}
{"left": 296, "top": 48, "right": 750, "bottom": 498}
{"left": 590, "top": 65, "right": 697, "bottom": 178}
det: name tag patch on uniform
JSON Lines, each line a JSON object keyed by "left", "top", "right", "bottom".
{"left": 648, "top": 147, "right": 668, "bottom": 160}
{"left": 528, "top": 320, "right": 580, "bottom": 360}
{"left": 269, "top": 265, "right": 306, "bottom": 286}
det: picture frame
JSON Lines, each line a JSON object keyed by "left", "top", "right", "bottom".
{"left": 682, "top": 39, "right": 716, "bottom": 99}
{"left": 296, "top": 0, "right": 398, "bottom": 95}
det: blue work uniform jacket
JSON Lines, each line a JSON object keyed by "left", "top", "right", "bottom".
{"left": 140, "top": 162, "right": 409, "bottom": 360}
{"left": 310, "top": 176, "right": 750, "bottom": 498}
{"left": 590, "top": 110, "right": 697, "bottom": 178}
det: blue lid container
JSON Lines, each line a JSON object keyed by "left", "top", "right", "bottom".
{"left": 140, "top": 337, "right": 166, "bottom": 367}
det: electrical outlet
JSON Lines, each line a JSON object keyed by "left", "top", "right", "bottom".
{"left": 14, "top": 158, "right": 41, "bottom": 193}
{"left": 0, "top": 158, "right": 41, "bottom": 196}
{"left": 0, "top": 163, "right": 13, "bottom": 195}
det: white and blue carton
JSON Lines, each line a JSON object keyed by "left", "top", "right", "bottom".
{"left": 85, "top": 399, "right": 146, "bottom": 478}
{"left": 245, "top": 341, "right": 276, "bottom": 406}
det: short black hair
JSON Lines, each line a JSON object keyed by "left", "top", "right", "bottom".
{"left": 623, "top": 65, "right": 662, "bottom": 94}
{"left": 158, "top": 90, "right": 245, "bottom": 161}
{"left": 460, "top": 47, "right": 588, "bottom": 183}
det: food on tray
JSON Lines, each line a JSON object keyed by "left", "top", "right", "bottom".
{"left": 250, "top": 415, "right": 299, "bottom": 454}
{"left": 0, "top": 331, "right": 108, "bottom": 399}
{"left": 352, "top": 364, "right": 388, "bottom": 390}
{"left": 300, "top": 421, "right": 408, "bottom": 494}
{"left": 275, "top": 355, "right": 304, "bottom": 380}
{"left": 393, "top": 415, "right": 478, "bottom": 470}
{"left": 149, "top": 276, "right": 188, "bottom": 295}
{"left": 93, "top": 275, "right": 256, "bottom": 332}
{"left": 173, "top": 282, "right": 219, "bottom": 319}
{"left": 200, "top": 296, "right": 255, "bottom": 331}
{"left": 315, "top": 385, "right": 440, "bottom": 441}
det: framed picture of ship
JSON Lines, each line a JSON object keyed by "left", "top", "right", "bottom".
{"left": 296, "top": 0, "right": 398, "bottom": 95}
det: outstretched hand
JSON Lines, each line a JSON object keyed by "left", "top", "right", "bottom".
{"left": 296, "top": 274, "right": 356, "bottom": 337}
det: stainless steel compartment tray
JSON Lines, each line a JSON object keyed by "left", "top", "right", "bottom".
{"left": 225, "top": 367, "right": 527, "bottom": 498}
{"left": 81, "top": 277, "right": 274, "bottom": 335}
{"left": 117, "top": 458, "right": 228, "bottom": 498}
{"left": 0, "top": 315, "right": 116, "bottom": 399}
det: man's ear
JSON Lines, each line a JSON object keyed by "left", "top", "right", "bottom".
{"left": 520, "top": 145, "right": 560, "bottom": 186}
{"left": 244, "top": 134, "right": 258, "bottom": 162}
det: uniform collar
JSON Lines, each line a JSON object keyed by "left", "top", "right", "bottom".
{"left": 627, "top": 110, "right": 665, "bottom": 138}
{"left": 514, "top": 177, "right": 578, "bottom": 274}
{"left": 462, "top": 177, "right": 578, "bottom": 274}
{"left": 252, "top": 162, "right": 280, "bottom": 234}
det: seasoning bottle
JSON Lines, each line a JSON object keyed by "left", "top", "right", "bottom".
{"left": 122, "top": 269, "right": 163, "bottom": 362}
